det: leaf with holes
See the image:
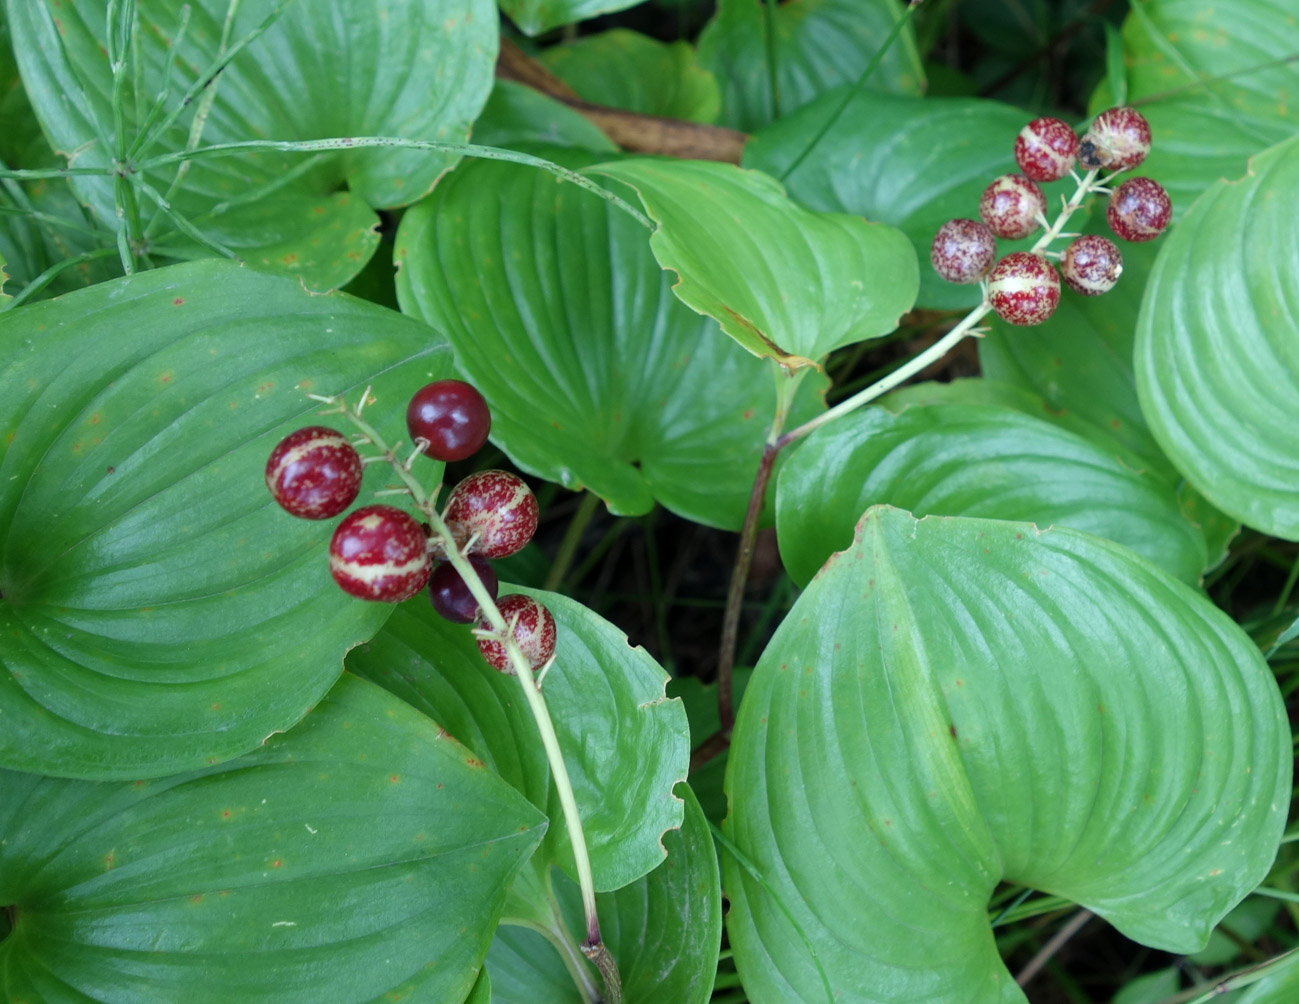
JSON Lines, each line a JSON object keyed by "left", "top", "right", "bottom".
{"left": 0, "top": 673, "right": 545, "bottom": 1004}
{"left": 725, "top": 506, "right": 1290, "bottom": 1003}
{"left": 0, "top": 260, "right": 452, "bottom": 780}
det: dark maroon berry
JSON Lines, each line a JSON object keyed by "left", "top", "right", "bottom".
{"left": 1014, "top": 117, "right": 1079, "bottom": 182}
{"left": 1107, "top": 177, "right": 1172, "bottom": 242}
{"left": 406, "top": 380, "right": 491, "bottom": 462}
{"left": 988, "top": 252, "right": 1060, "bottom": 326}
{"left": 930, "top": 219, "right": 997, "bottom": 284}
{"left": 329, "top": 505, "right": 431, "bottom": 602}
{"left": 429, "top": 556, "right": 498, "bottom": 624}
{"left": 442, "top": 471, "right": 539, "bottom": 559}
{"left": 477, "top": 595, "right": 557, "bottom": 675}
{"left": 265, "top": 426, "right": 363, "bottom": 519}
{"left": 1060, "top": 236, "right": 1123, "bottom": 295}
{"left": 1079, "top": 108, "right": 1151, "bottom": 172}
{"left": 978, "top": 174, "right": 1047, "bottom": 240}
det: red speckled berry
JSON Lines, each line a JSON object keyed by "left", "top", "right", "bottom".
{"left": 265, "top": 426, "right": 363, "bottom": 519}
{"left": 1107, "top": 177, "right": 1171, "bottom": 242}
{"left": 429, "top": 556, "right": 498, "bottom": 624}
{"left": 406, "top": 380, "right": 491, "bottom": 462}
{"left": 978, "top": 174, "right": 1047, "bottom": 240}
{"left": 1014, "top": 117, "right": 1079, "bottom": 182}
{"left": 1079, "top": 108, "right": 1151, "bottom": 172}
{"left": 988, "top": 252, "right": 1061, "bottom": 326}
{"left": 442, "top": 471, "right": 539, "bottom": 559}
{"left": 329, "top": 505, "right": 431, "bottom": 602}
{"left": 477, "top": 594, "right": 557, "bottom": 675}
{"left": 1060, "top": 236, "right": 1123, "bottom": 295}
{"left": 930, "top": 219, "right": 997, "bottom": 284}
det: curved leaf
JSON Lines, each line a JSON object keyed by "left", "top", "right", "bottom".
{"left": 0, "top": 260, "right": 452, "bottom": 779}
{"left": 1136, "top": 135, "right": 1299, "bottom": 539}
{"left": 725, "top": 506, "right": 1290, "bottom": 1003}
{"left": 0, "top": 673, "right": 545, "bottom": 1004}
{"left": 487, "top": 784, "right": 721, "bottom": 1004}
{"left": 7, "top": 0, "right": 497, "bottom": 288}
{"left": 471, "top": 81, "right": 618, "bottom": 153}
{"left": 395, "top": 149, "right": 825, "bottom": 529}
{"left": 498, "top": 0, "right": 642, "bottom": 37}
{"left": 775, "top": 401, "right": 1208, "bottom": 586}
{"left": 347, "top": 585, "right": 689, "bottom": 892}
{"left": 696, "top": 0, "right": 924, "bottom": 132}
{"left": 540, "top": 30, "right": 720, "bottom": 123}
{"left": 589, "top": 158, "right": 918, "bottom": 370}
{"left": 744, "top": 90, "right": 1059, "bottom": 310}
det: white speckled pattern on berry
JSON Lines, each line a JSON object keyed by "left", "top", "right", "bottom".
{"left": 931, "top": 219, "right": 998, "bottom": 284}
{"left": 988, "top": 252, "right": 1061, "bottom": 326}
{"left": 443, "top": 471, "right": 539, "bottom": 559}
{"left": 1014, "top": 117, "right": 1079, "bottom": 182}
{"left": 329, "top": 505, "right": 432, "bottom": 602}
{"left": 477, "top": 594, "right": 557, "bottom": 674}
{"left": 1107, "top": 177, "right": 1172, "bottom": 242}
{"left": 1079, "top": 107, "right": 1151, "bottom": 172}
{"left": 979, "top": 174, "right": 1047, "bottom": 240}
{"left": 1061, "top": 236, "right": 1123, "bottom": 295}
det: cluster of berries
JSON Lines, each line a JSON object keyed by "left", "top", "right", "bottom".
{"left": 264, "top": 379, "right": 556, "bottom": 676}
{"left": 930, "top": 107, "right": 1172, "bottom": 325}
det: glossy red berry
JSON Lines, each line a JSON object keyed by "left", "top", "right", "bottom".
{"left": 1060, "top": 236, "right": 1123, "bottom": 296}
{"left": 1014, "top": 117, "right": 1079, "bottom": 182}
{"left": 1079, "top": 107, "right": 1151, "bottom": 172}
{"left": 1107, "top": 177, "right": 1172, "bottom": 242}
{"left": 429, "top": 556, "right": 498, "bottom": 624}
{"left": 329, "top": 505, "right": 431, "bottom": 602}
{"left": 978, "top": 174, "right": 1047, "bottom": 240}
{"left": 265, "top": 426, "right": 363, "bottom": 519}
{"left": 442, "top": 471, "right": 539, "bottom": 559}
{"left": 406, "top": 380, "right": 491, "bottom": 462}
{"left": 930, "top": 219, "right": 997, "bottom": 284}
{"left": 988, "top": 252, "right": 1061, "bottom": 326}
{"left": 477, "top": 594, "right": 557, "bottom": 675}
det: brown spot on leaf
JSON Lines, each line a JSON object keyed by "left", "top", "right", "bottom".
{"left": 173, "top": 298, "right": 184, "bottom": 306}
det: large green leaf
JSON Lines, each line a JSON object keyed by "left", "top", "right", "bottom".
{"left": 1099, "top": 0, "right": 1299, "bottom": 216}
{"left": 498, "top": 0, "right": 643, "bottom": 37}
{"left": 696, "top": 0, "right": 924, "bottom": 132}
{"left": 725, "top": 506, "right": 1290, "bottom": 1003}
{"left": 1136, "top": 135, "right": 1299, "bottom": 539}
{"left": 540, "top": 29, "right": 720, "bottom": 123}
{"left": 347, "top": 586, "right": 689, "bottom": 892}
{"left": 776, "top": 401, "right": 1208, "bottom": 586}
{"left": 486, "top": 784, "right": 721, "bottom": 1004}
{"left": 0, "top": 260, "right": 452, "bottom": 779}
{"left": 0, "top": 673, "right": 545, "bottom": 1004}
{"left": 395, "top": 149, "right": 825, "bottom": 529}
{"left": 744, "top": 91, "right": 1063, "bottom": 311}
{"left": 7, "top": 0, "right": 497, "bottom": 289}
{"left": 589, "top": 158, "right": 918, "bottom": 370}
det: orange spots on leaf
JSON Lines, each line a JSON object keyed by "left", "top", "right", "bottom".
{"left": 89, "top": 413, "right": 101, "bottom": 425}
{"left": 282, "top": 253, "right": 298, "bottom": 264}
{"left": 160, "top": 373, "right": 172, "bottom": 384}
{"left": 389, "top": 774, "right": 400, "bottom": 783}
{"left": 465, "top": 758, "right": 485, "bottom": 768}
{"left": 173, "top": 297, "right": 184, "bottom": 306}
{"left": 222, "top": 810, "right": 231, "bottom": 818}
{"left": 104, "top": 852, "right": 115, "bottom": 870}
{"left": 271, "top": 859, "right": 283, "bottom": 869}
{"left": 191, "top": 894, "right": 203, "bottom": 903}
{"left": 742, "top": 408, "right": 754, "bottom": 420}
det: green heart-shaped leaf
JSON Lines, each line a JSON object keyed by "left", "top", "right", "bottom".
{"left": 0, "top": 673, "right": 545, "bottom": 1004}
{"left": 776, "top": 401, "right": 1208, "bottom": 586}
{"left": 7, "top": 0, "right": 497, "bottom": 288}
{"left": 725, "top": 506, "right": 1290, "bottom": 1002}
{"left": 0, "top": 260, "right": 452, "bottom": 779}
{"left": 1136, "top": 134, "right": 1299, "bottom": 539}
{"left": 589, "top": 158, "right": 918, "bottom": 371}
{"left": 347, "top": 586, "right": 689, "bottom": 892}
{"left": 696, "top": 0, "right": 923, "bottom": 132}
{"left": 395, "top": 149, "right": 826, "bottom": 529}
{"left": 498, "top": 0, "right": 643, "bottom": 37}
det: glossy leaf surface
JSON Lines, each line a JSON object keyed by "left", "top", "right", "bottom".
{"left": 1136, "top": 135, "right": 1299, "bottom": 539}
{"left": 590, "top": 158, "right": 918, "bottom": 370}
{"left": 776, "top": 401, "right": 1208, "bottom": 586}
{"left": 696, "top": 0, "right": 923, "bottom": 131}
{"left": 347, "top": 586, "right": 689, "bottom": 892}
{"left": 0, "top": 674, "right": 545, "bottom": 1004}
{"left": 726, "top": 507, "right": 1290, "bottom": 1003}
{"left": 0, "top": 260, "right": 451, "bottom": 779}
{"left": 395, "top": 150, "right": 825, "bottom": 529}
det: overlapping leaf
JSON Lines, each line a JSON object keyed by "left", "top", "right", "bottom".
{"left": 7, "top": 0, "right": 497, "bottom": 289}
{"left": 725, "top": 507, "right": 1290, "bottom": 1003}
{"left": 0, "top": 260, "right": 452, "bottom": 779}
{"left": 471, "top": 81, "right": 617, "bottom": 153}
{"left": 0, "top": 674, "right": 545, "bottom": 1004}
{"left": 776, "top": 401, "right": 1208, "bottom": 586}
{"left": 696, "top": 0, "right": 924, "bottom": 132}
{"left": 1136, "top": 134, "right": 1299, "bottom": 539}
{"left": 395, "top": 149, "right": 826, "bottom": 528}
{"left": 499, "top": 0, "right": 643, "bottom": 37}
{"left": 589, "top": 157, "right": 918, "bottom": 370}
{"left": 347, "top": 586, "right": 689, "bottom": 892}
